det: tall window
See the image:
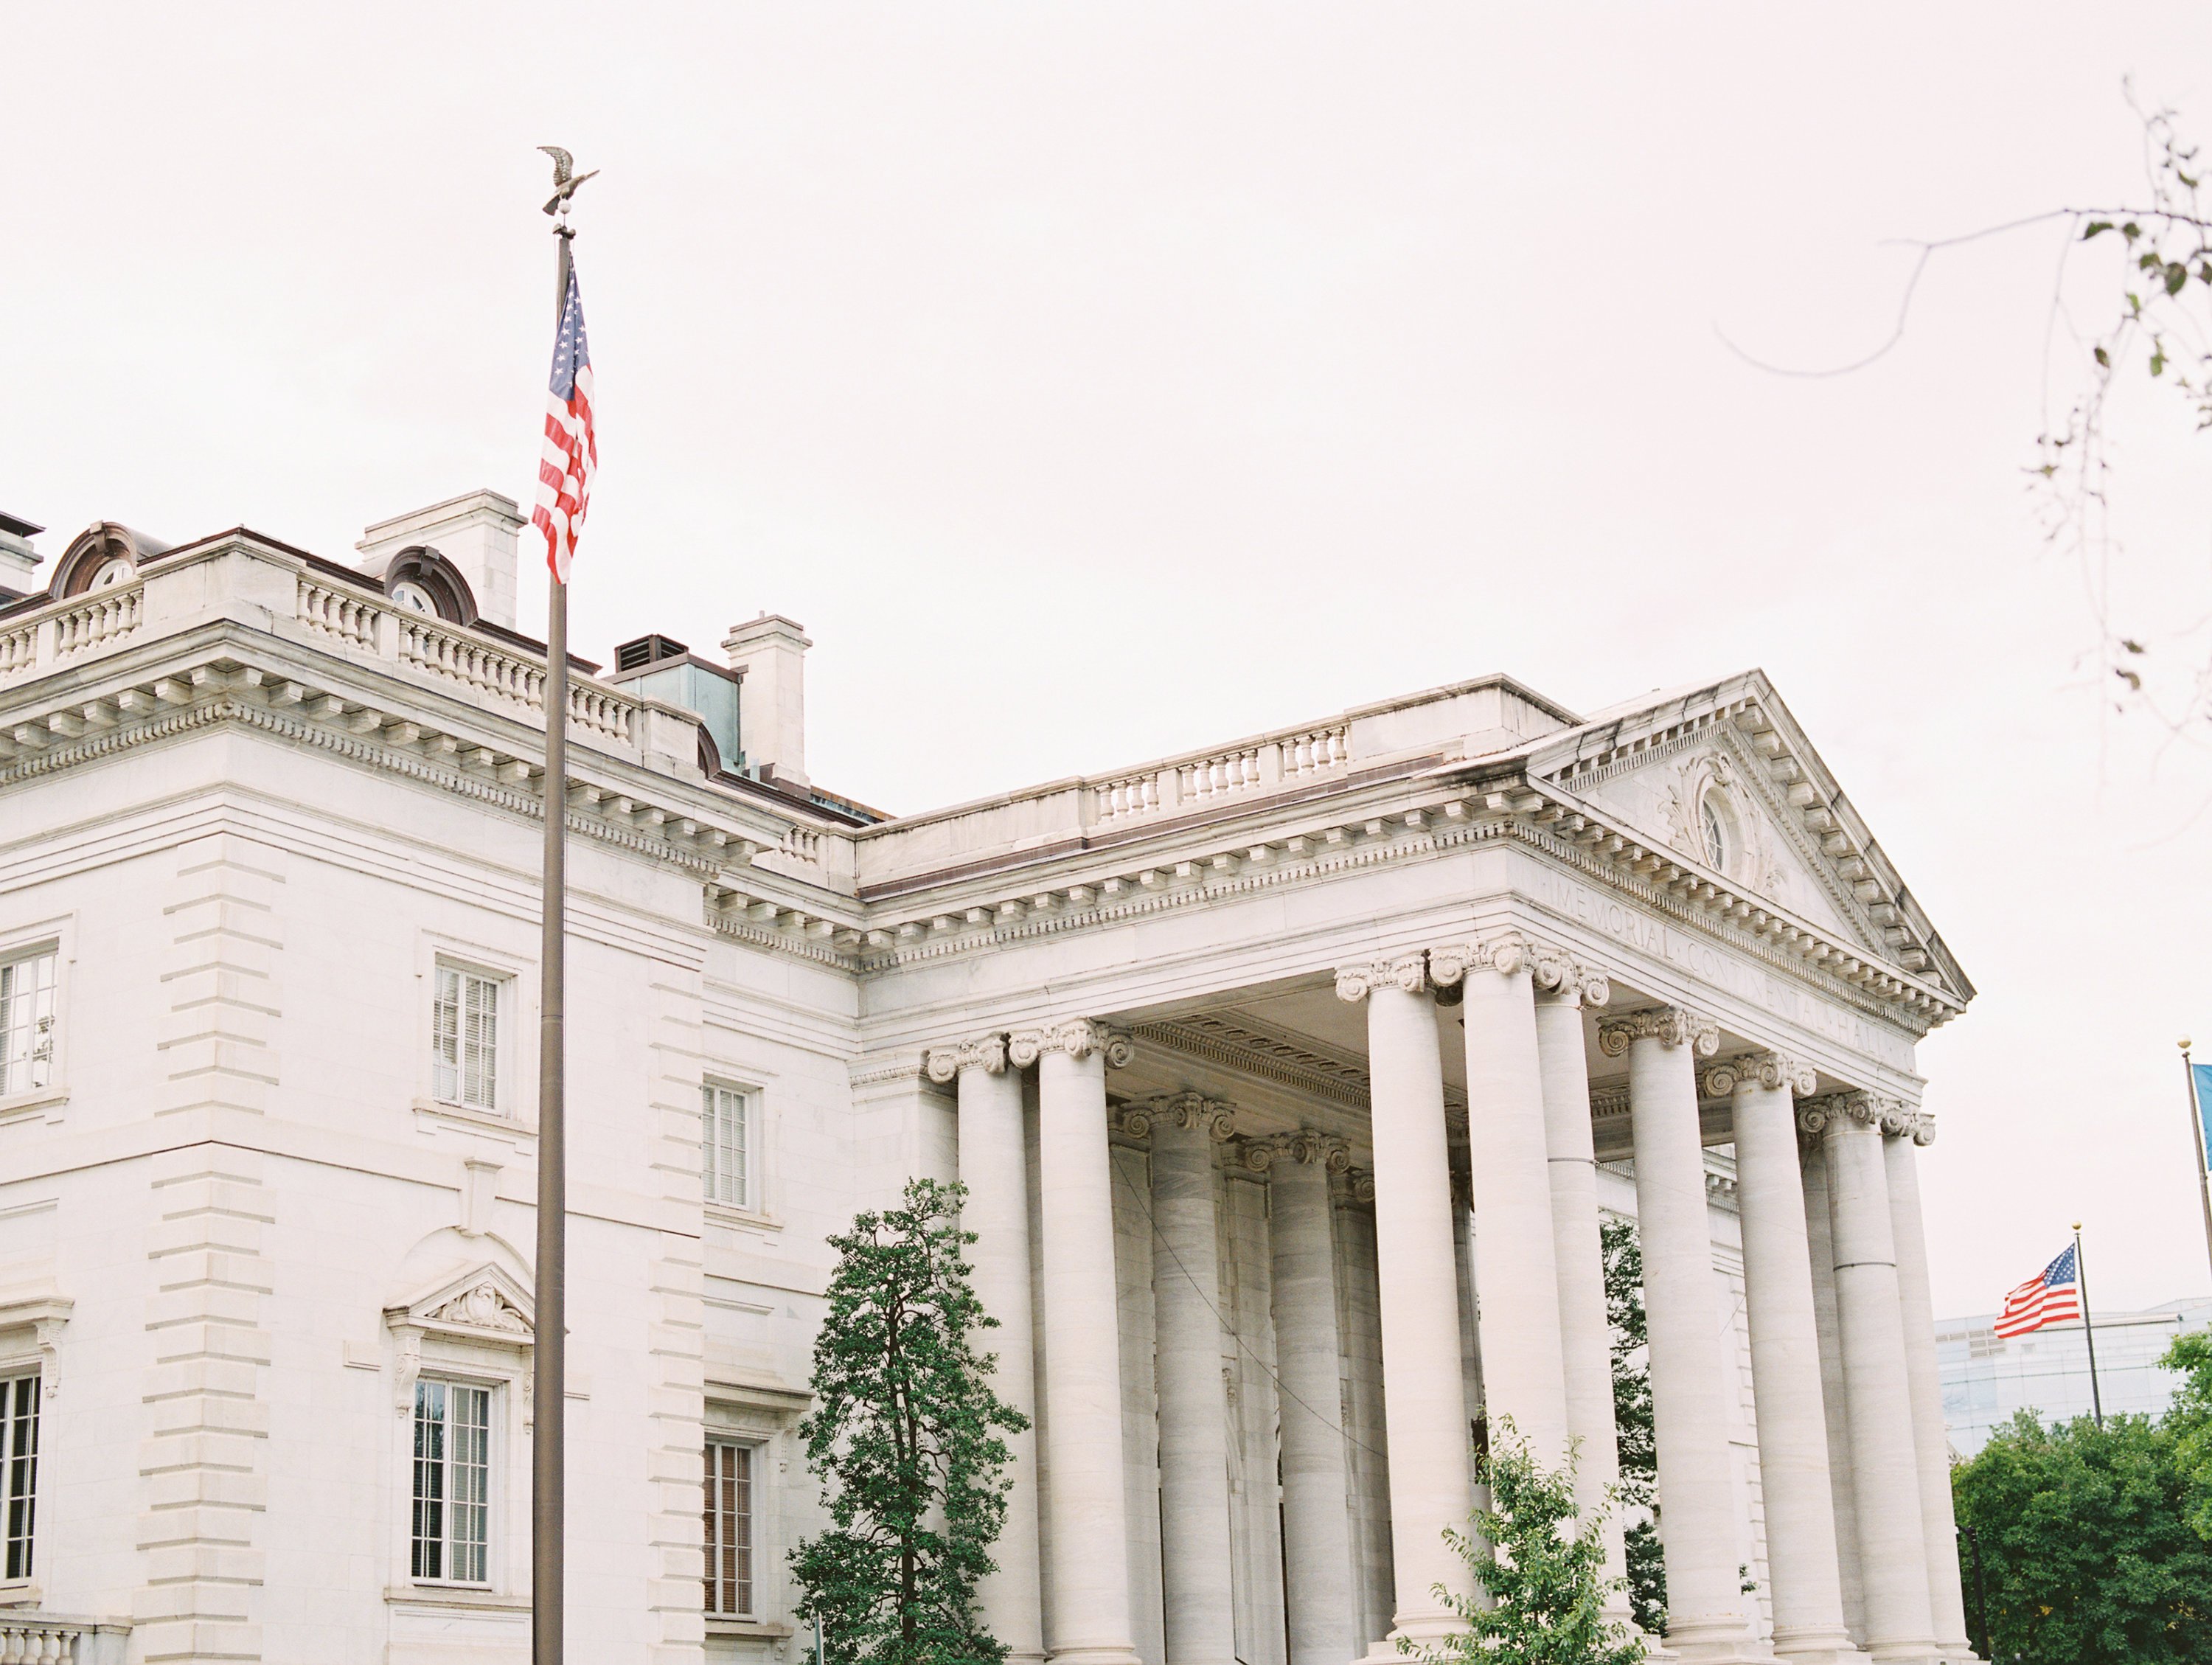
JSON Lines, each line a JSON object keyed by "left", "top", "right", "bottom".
{"left": 2, "top": 1374, "right": 36, "bottom": 1582}
{"left": 432, "top": 966, "right": 501, "bottom": 1110}
{"left": 0, "top": 948, "right": 57, "bottom": 1097}
{"left": 703, "top": 1084, "right": 753, "bottom": 1209}
{"left": 703, "top": 1439, "right": 754, "bottom": 1616}
{"left": 411, "top": 1380, "right": 490, "bottom": 1583}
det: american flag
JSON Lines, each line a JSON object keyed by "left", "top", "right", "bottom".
{"left": 1993, "top": 1244, "right": 2083, "bottom": 1338}
{"left": 533, "top": 259, "right": 596, "bottom": 583}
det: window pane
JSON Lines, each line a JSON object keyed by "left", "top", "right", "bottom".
{"left": 411, "top": 1381, "right": 446, "bottom": 1580}
{"left": 462, "top": 975, "right": 498, "bottom": 1110}
{"left": 449, "top": 1385, "right": 490, "bottom": 1583}
{"left": 703, "top": 1439, "right": 754, "bottom": 1616}
{"left": 703, "top": 1087, "right": 750, "bottom": 1209}
{"left": 2, "top": 1374, "right": 37, "bottom": 1582}
{"left": 0, "top": 950, "right": 58, "bottom": 1099}
{"left": 432, "top": 967, "right": 461, "bottom": 1104}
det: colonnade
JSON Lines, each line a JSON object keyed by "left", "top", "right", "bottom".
{"left": 922, "top": 936, "right": 1973, "bottom": 1665}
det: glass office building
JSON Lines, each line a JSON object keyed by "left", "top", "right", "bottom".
{"left": 1937, "top": 1296, "right": 2212, "bottom": 1457}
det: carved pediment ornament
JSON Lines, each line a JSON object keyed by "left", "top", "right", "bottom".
{"left": 922, "top": 1032, "right": 1008, "bottom": 1084}
{"left": 1703, "top": 1050, "right": 1818, "bottom": 1099}
{"left": 1007, "top": 1019, "right": 1135, "bottom": 1069}
{"left": 425, "top": 1279, "right": 532, "bottom": 1335}
{"left": 1596, "top": 1007, "right": 1720, "bottom": 1059}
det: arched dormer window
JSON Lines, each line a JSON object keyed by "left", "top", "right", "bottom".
{"left": 50, "top": 523, "right": 174, "bottom": 598}
{"left": 379, "top": 546, "right": 478, "bottom": 626}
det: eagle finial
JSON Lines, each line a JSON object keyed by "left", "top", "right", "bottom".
{"left": 538, "top": 146, "right": 599, "bottom": 218}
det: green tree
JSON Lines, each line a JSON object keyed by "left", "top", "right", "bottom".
{"left": 2160, "top": 1327, "right": 2212, "bottom": 1539}
{"left": 1601, "top": 1217, "right": 1665, "bottom": 1635}
{"left": 1950, "top": 1408, "right": 2212, "bottom": 1665}
{"left": 1399, "top": 1419, "right": 1644, "bottom": 1665}
{"left": 790, "top": 1178, "right": 1028, "bottom": 1665}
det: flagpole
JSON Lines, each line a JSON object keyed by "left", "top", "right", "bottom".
{"left": 2185, "top": 1038, "right": 2212, "bottom": 1287}
{"left": 534, "top": 209, "right": 574, "bottom": 1665}
{"left": 2073, "top": 1222, "right": 2103, "bottom": 1429}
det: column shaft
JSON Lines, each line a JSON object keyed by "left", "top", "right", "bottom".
{"left": 1353, "top": 968, "right": 1472, "bottom": 1647}
{"left": 1802, "top": 1133, "right": 1867, "bottom": 1644}
{"left": 1823, "top": 1109, "right": 1935, "bottom": 1664}
{"left": 1461, "top": 964, "right": 1572, "bottom": 1466}
{"left": 1618, "top": 1018, "right": 1755, "bottom": 1662}
{"left": 1883, "top": 1132, "right": 1975, "bottom": 1661}
{"left": 957, "top": 1056, "right": 1045, "bottom": 1664}
{"left": 1271, "top": 1144, "right": 1357, "bottom": 1665}
{"left": 1531, "top": 989, "right": 1629, "bottom": 1611}
{"left": 1727, "top": 1068, "right": 1854, "bottom": 1664}
{"left": 1036, "top": 1040, "right": 1143, "bottom": 1665}
{"left": 1150, "top": 1105, "right": 1238, "bottom": 1665}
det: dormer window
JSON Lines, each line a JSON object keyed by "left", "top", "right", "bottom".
{"left": 389, "top": 580, "right": 437, "bottom": 615}
{"left": 88, "top": 557, "right": 135, "bottom": 589}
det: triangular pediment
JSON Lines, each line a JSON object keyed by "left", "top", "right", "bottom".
{"left": 1574, "top": 736, "right": 1873, "bottom": 948}
{"left": 1522, "top": 672, "right": 1970, "bottom": 1004}
{"left": 387, "top": 1262, "right": 535, "bottom": 1341}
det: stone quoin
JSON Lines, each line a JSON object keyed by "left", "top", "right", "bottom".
{"left": 0, "top": 502, "right": 1976, "bottom": 1664}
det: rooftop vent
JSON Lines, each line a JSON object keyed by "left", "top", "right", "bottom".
{"left": 615, "top": 633, "right": 689, "bottom": 673}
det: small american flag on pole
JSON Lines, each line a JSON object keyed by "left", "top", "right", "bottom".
{"left": 533, "top": 260, "right": 596, "bottom": 583}
{"left": 1993, "top": 1244, "right": 2083, "bottom": 1338}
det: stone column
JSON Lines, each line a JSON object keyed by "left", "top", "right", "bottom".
{"left": 1708, "top": 1053, "right": 1856, "bottom": 1665}
{"left": 1599, "top": 1007, "right": 1755, "bottom": 1664}
{"left": 1337, "top": 955, "right": 1472, "bottom": 1654}
{"left": 1801, "top": 1125, "right": 1867, "bottom": 1643}
{"left": 1144, "top": 1094, "right": 1239, "bottom": 1665}
{"left": 928, "top": 1035, "right": 1045, "bottom": 1665}
{"left": 1013, "top": 1019, "right": 1144, "bottom": 1665}
{"left": 1812, "top": 1096, "right": 1935, "bottom": 1665}
{"left": 1435, "top": 938, "right": 1571, "bottom": 1470}
{"left": 1270, "top": 1131, "right": 1358, "bottom": 1665}
{"left": 1883, "top": 1119, "right": 1978, "bottom": 1664}
{"left": 1527, "top": 957, "right": 1630, "bottom": 1620}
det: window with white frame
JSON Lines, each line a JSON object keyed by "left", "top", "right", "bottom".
{"left": 0, "top": 948, "right": 57, "bottom": 1098}
{"left": 703, "top": 1437, "right": 756, "bottom": 1617}
{"left": 431, "top": 964, "right": 504, "bottom": 1112}
{"left": 703, "top": 1083, "right": 754, "bottom": 1209}
{"left": 411, "top": 1379, "right": 491, "bottom": 1583}
{"left": 2, "top": 1372, "right": 38, "bottom": 1582}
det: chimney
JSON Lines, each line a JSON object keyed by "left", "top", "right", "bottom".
{"left": 0, "top": 512, "right": 44, "bottom": 598}
{"left": 355, "top": 490, "right": 524, "bottom": 628}
{"left": 722, "top": 614, "right": 811, "bottom": 788}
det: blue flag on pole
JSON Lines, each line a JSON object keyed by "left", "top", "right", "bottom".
{"left": 2196, "top": 1063, "right": 2212, "bottom": 1167}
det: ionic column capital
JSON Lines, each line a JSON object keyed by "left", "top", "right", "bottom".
{"left": 1007, "top": 1018, "right": 1135, "bottom": 1069}
{"left": 1703, "top": 1049, "right": 1818, "bottom": 1099}
{"left": 1596, "top": 1005, "right": 1719, "bottom": 1058}
{"left": 1796, "top": 1089, "right": 1932, "bottom": 1144}
{"left": 1429, "top": 934, "right": 1610, "bottom": 1007}
{"left": 1333, "top": 953, "right": 1431, "bottom": 1002}
{"left": 922, "top": 1032, "right": 1008, "bottom": 1083}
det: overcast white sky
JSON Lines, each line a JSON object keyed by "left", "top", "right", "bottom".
{"left": 7, "top": 4, "right": 2212, "bottom": 1318}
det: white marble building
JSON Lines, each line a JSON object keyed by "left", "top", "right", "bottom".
{"left": 0, "top": 496, "right": 1976, "bottom": 1665}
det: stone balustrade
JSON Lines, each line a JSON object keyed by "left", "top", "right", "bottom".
{"left": 0, "top": 1616, "right": 129, "bottom": 1665}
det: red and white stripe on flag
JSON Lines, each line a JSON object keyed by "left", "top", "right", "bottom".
{"left": 532, "top": 261, "right": 596, "bottom": 584}
{"left": 1992, "top": 1243, "right": 2081, "bottom": 1339}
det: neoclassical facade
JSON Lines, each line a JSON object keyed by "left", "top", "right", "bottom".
{"left": 0, "top": 497, "right": 1975, "bottom": 1665}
